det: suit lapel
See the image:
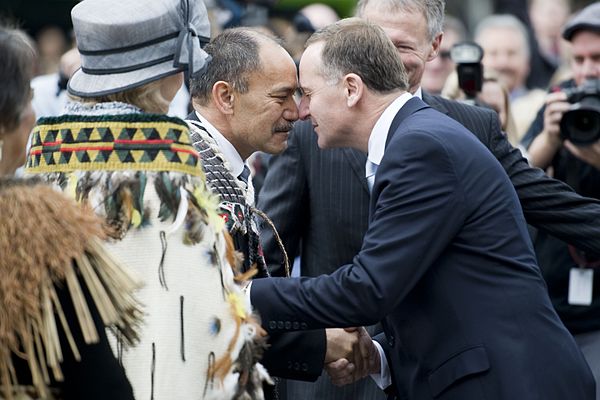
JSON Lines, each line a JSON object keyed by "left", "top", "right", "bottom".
{"left": 369, "top": 97, "right": 431, "bottom": 218}
{"left": 342, "top": 148, "right": 370, "bottom": 194}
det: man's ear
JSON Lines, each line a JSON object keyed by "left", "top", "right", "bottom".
{"left": 343, "top": 73, "right": 363, "bottom": 107}
{"left": 427, "top": 32, "right": 443, "bottom": 62}
{"left": 212, "top": 81, "right": 235, "bottom": 115}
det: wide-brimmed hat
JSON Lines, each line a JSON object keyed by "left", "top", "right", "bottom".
{"left": 562, "top": 2, "right": 600, "bottom": 41}
{"left": 68, "top": 0, "right": 211, "bottom": 97}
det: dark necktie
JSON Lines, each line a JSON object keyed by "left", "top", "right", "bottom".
{"left": 238, "top": 164, "right": 251, "bottom": 184}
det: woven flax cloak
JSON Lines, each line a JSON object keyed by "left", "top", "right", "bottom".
{"left": 24, "top": 111, "right": 268, "bottom": 400}
{"left": 0, "top": 178, "right": 141, "bottom": 400}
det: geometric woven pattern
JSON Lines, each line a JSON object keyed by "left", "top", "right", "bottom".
{"left": 188, "top": 120, "right": 270, "bottom": 278}
{"left": 25, "top": 114, "right": 202, "bottom": 176}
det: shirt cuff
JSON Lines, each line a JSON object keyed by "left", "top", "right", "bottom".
{"left": 244, "top": 281, "right": 252, "bottom": 303}
{"left": 370, "top": 340, "right": 392, "bottom": 390}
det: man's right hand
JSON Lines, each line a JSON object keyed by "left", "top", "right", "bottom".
{"left": 529, "top": 91, "right": 570, "bottom": 168}
{"left": 324, "top": 327, "right": 359, "bottom": 363}
{"left": 324, "top": 327, "right": 380, "bottom": 386}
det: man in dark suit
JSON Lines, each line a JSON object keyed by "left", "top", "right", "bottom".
{"left": 251, "top": 17, "right": 595, "bottom": 400}
{"left": 184, "top": 28, "right": 364, "bottom": 399}
{"left": 259, "top": 1, "right": 600, "bottom": 397}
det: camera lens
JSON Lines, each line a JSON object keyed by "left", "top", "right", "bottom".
{"left": 560, "top": 107, "right": 600, "bottom": 145}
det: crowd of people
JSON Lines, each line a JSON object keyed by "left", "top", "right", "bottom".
{"left": 1, "top": 0, "right": 600, "bottom": 399}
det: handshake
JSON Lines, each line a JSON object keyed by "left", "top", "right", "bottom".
{"left": 324, "top": 327, "right": 381, "bottom": 386}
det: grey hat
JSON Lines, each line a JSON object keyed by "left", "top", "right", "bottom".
{"left": 68, "top": 0, "right": 211, "bottom": 97}
{"left": 562, "top": 2, "right": 600, "bottom": 41}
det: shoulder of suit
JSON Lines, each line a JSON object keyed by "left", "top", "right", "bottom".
{"left": 425, "top": 93, "right": 495, "bottom": 119}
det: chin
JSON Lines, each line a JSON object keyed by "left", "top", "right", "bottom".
{"left": 265, "top": 142, "right": 288, "bottom": 156}
{"left": 316, "top": 136, "right": 333, "bottom": 150}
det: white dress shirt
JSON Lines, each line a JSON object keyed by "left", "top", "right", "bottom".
{"left": 365, "top": 92, "right": 414, "bottom": 184}
{"left": 195, "top": 111, "right": 245, "bottom": 179}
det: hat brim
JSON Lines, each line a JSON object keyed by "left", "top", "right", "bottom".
{"left": 67, "top": 59, "right": 183, "bottom": 98}
{"left": 562, "top": 23, "right": 600, "bottom": 41}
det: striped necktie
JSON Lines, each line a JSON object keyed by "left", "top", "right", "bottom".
{"left": 366, "top": 160, "right": 378, "bottom": 193}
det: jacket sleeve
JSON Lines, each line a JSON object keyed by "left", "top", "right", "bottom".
{"left": 488, "top": 109, "right": 600, "bottom": 255}
{"left": 257, "top": 126, "right": 310, "bottom": 277}
{"left": 261, "top": 330, "right": 326, "bottom": 381}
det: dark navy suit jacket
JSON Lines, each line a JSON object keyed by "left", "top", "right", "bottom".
{"left": 252, "top": 97, "right": 595, "bottom": 400}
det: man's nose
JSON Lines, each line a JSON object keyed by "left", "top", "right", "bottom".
{"left": 582, "top": 58, "right": 600, "bottom": 80}
{"left": 298, "top": 96, "right": 310, "bottom": 120}
{"left": 284, "top": 96, "right": 299, "bottom": 121}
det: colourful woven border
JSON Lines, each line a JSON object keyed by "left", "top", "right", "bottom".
{"left": 25, "top": 116, "right": 202, "bottom": 176}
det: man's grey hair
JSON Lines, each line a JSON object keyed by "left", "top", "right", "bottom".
{"left": 355, "top": 0, "right": 445, "bottom": 41}
{"left": 474, "top": 14, "right": 531, "bottom": 58}
{"left": 191, "top": 28, "right": 281, "bottom": 105}
{"left": 306, "top": 18, "right": 408, "bottom": 93}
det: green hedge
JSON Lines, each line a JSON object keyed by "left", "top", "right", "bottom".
{"left": 275, "top": 0, "right": 357, "bottom": 18}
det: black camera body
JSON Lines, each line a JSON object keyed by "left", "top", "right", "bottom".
{"left": 560, "top": 78, "right": 600, "bottom": 146}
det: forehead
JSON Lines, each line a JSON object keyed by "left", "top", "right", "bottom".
{"left": 571, "top": 31, "right": 600, "bottom": 54}
{"left": 251, "top": 42, "right": 298, "bottom": 90}
{"left": 361, "top": 6, "right": 428, "bottom": 44}
{"left": 298, "top": 43, "right": 326, "bottom": 89}
{"left": 478, "top": 27, "right": 526, "bottom": 50}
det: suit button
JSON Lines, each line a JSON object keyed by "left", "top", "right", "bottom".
{"left": 301, "top": 363, "right": 308, "bottom": 372}
{"left": 388, "top": 335, "right": 395, "bottom": 347}
{"left": 300, "top": 322, "right": 308, "bottom": 329}
{"left": 269, "top": 321, "right": 276, "bottom": 330}
{"left": 293, "top": 321, "right": 300, "bottom": 329}
{"left": 277, "top": 321, "right": 284, "bottom": 329}
{"left": 285, "top": 321, "right": 291, "bottom": 329}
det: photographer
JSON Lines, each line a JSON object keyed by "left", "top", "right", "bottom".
{"left": 521, "top": 3, "right": 600, "bottom": 398}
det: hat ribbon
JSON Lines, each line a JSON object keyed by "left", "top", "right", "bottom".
{"left": 174, "top": 0, "right": 210, "bottom": 76}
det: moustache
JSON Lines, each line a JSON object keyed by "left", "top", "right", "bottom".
{"left": 273, "top": 121, "right": 295, "bottom": 133}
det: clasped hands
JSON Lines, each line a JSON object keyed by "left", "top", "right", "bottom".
{"left": 324, "top": 327, "right": 380, "bottom": 386}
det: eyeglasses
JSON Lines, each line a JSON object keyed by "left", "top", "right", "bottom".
{"left": 439, "top": 50, "right": 452, "bottom": 61}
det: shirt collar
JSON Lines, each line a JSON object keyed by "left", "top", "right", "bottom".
{"left": 194, "top": 110, "right": 245, "bottom": 178}
{"left": 414, "top": 87, "right": 423, "bottom": 99}
{"left": 366, "top": 92, "right": 414, "bottom": 173}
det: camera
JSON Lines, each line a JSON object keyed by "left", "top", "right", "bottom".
{"left": 560, "top": 78, "right": 600, "bottom": 146}
{"left": 450, "top": 42, "right": 484, "bottom": 99}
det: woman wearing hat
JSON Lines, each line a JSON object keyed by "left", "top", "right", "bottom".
{"left": 23, "top": 0, "right": 269, "bottom": 399}
{"left": 0, "top": 24, "right": 140, "bottom": 400}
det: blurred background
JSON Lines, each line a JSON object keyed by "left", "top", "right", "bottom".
{"left": 1, "top": 0, "right": 597, "bottom": 140}
{"left": 0, "top": 0, "right": 596, "bottom": 76}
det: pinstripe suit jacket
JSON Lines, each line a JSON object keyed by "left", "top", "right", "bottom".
{"left": 258, "top": 92, "right": 600, "bottom": 399}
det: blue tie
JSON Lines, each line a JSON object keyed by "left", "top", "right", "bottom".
{"left": 238, "top": 164, "right": 251, "bottom": 184}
